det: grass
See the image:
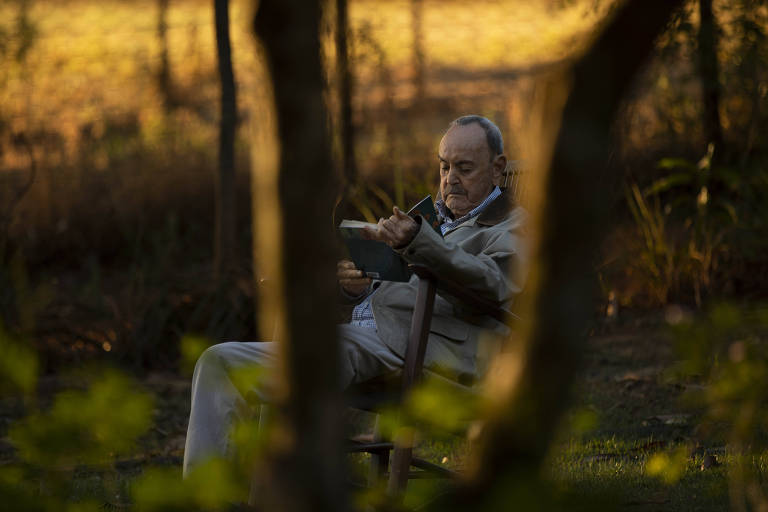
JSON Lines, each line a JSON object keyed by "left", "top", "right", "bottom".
{"left": 0, "top": 313, "right": 755, "bottom": 510}
{"left": 1, "top": 0, "right": 767, "bottom": 508}
{"left": 548, "top": 439, "right": 730, "bottom": 511}
{"left": 223, "top": 315, "right": 741, "bottom": 510}
{"left": 545, "top": 318, "right": 730, "bottom": 510}
{"left": 391, "top": 316, "right": 736, "bottom": 510}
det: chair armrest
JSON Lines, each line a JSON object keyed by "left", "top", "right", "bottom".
{"left": 408, "top": 264, "right": 520, "bottom": 325}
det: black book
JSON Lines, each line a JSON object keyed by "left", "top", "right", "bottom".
{"left": 338, "top": 196, "right": 441, "bottom": 282}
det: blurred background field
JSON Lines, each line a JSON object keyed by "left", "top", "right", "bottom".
{"left": 2, "top": 0, "right": 767, "bottom": 368}
{"left": 2, "top": 0, "right": 768, "bottom": 509}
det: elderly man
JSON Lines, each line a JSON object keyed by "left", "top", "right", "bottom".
{"left": 183, "top": 115, "right": 528, "bottom": 475}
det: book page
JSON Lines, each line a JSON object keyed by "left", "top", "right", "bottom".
{"left": 339, "top": 220, "right": 378, "bottom": 230}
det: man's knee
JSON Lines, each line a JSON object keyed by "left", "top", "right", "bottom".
{"left": 193, "top": 342, "right": 241, "bottom": 378}
{"left": 195, "top": 342, "right": 223, "bottom": 366}
{"left": 194, "top": 341, "right": 277, "bottom": 397}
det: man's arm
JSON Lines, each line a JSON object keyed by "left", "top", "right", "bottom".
{"left": 396, "top": 213, "right": 527, "bottom": 304}
{"left": 363, "top": 206, "right": 528, "bottom": 305}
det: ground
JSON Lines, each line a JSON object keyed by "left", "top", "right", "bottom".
{"left": 549, "top": 316, "right": 729, "bottom": 511}
{"left": 0, "top": 315, "right": 731, "bottom": 510}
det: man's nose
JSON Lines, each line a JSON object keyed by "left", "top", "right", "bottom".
{"left": 446, "top": 167, "right": 461, "bottom": 184}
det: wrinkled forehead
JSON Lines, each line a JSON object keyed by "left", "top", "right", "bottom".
{"left": 438, "top": 124, "right": 491, "bottom": 161}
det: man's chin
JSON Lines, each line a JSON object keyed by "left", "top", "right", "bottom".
{"left": 446, "top": 200, "right": 470, "bottom": 218}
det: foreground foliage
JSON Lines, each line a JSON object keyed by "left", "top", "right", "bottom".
{"left": 4, "top": 306, "right": 768, "bottom": 510}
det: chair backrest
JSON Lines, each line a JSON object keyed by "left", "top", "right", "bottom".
{"left": 502, "top": 159, "right": 527, "bottom": 204}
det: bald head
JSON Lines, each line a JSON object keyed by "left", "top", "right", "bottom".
{"left": 437, "top": 118, "right": 507, "bottom": 217}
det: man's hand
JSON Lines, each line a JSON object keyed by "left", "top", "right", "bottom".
{"left": 337, "top": 260, "right": 372, "bottom": 297}
{"left": 363, "top": 207, "right": 419, "bottom": 249}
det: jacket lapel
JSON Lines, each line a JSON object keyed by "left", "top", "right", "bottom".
{"left": 476, "top": 188, "right": 514, "bottom": 227}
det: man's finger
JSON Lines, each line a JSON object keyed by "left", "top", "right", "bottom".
{"left": 377, "top": 221, "right": 398, "bottom": 246}
{"left": 338, "top": 260, "right": 356, "bottom": 269}
{"left": 339, "top": 277, "right": 371, "bottom": 285}
{"left": 340, "top": 279, "right": 369, "bottom": 286}
{"left": 338, "top": 269, "right": 365, "bottom": 279}
{"left": 362, "top": 225, "right": 384, "bottom": 241}
{"left": 393, "top": 206, "right": 410, "bottom": 219}
{"left": 340, "top": 278, "right": 371, "bottom": 287}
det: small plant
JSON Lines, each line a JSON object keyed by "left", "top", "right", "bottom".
{"left": 0, "top": 326, "right": 156, "bottom": 511}
{"left": 623, "top": 144, "right": 746, "bottom": 307}
{"left": 669, "top": 302, "right": 768, "bottom": 511}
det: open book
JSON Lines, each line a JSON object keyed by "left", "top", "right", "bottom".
{"left": 339, "top": 196, "right": 442, "bottom": 282}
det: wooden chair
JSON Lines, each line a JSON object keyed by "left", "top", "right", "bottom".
{"left": 346, "top": 263, "right": 519, "bottom": 496}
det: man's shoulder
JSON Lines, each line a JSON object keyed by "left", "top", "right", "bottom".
{"left": 475, "top": 188, "right": 524, "bottom": 227}
{"left": 477, "top": 204, "right": 527, "bottom": 233}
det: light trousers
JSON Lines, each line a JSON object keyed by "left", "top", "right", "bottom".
{"left": 182, "top": 324, "right": 403, "bottom": 476}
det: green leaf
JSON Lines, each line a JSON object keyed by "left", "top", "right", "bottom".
{"left": 0, "top": 330, "right": 38, "bottom": 395}
{"left": 9, "top": 371, "right": 153, "bottom": 467}
{"left": 133, "top": 458, "right": 244, "bottom": 511}
{"left": 404, "top": 377, "right": 477, "bottom": 433}
{"left": 643, "top": 173, "right": 692, "bottom": 196}
{"left": 180, "top": 335, "right": 210, "bottom": 377}
{"left": 646, "top": 446, "right": 688, "bottom": 485}
{"left": 657, "top": 157, "right": 696, "bottom": 171}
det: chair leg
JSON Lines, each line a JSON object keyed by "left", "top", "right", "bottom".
{"left": 367, "top": 415, "right": 389, "bottom": 487}
{"left": 386, "top": 273, "right": 436, "bottom": 497}
{"left": 248, "top": 405, "right": 271, "bottom": 506}
{"left": 387, "top": 445, "right": 413, "bottom": 495}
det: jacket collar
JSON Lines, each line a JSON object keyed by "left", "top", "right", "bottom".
{"left": 476, "top": 188, "right": 515, "bottom": 226}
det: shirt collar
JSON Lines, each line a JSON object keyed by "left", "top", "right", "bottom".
{"left": 435, "top": 186, "right": 502, "bottom": 234}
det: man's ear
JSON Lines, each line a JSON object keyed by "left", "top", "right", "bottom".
{"left": 491, "top": 154, "right": 507, "bottom": 186}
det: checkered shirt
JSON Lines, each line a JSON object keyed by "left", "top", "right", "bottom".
{"left": 349, "top": 292, "right": 378, "bottom": 329}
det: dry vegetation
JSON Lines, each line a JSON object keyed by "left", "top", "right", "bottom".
{"left": 1, "top": 0, "right": 768, "bottom": 509}
{"left": 0, "top": 0, "right": 624, "bottom": 367}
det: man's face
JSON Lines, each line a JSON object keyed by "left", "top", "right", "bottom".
{"left": 438, "top": 123, "right": 505, "bottom": 218}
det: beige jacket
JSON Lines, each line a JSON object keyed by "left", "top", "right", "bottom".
{"left": 364, "top": 190, "right": 529, "bottom": 384}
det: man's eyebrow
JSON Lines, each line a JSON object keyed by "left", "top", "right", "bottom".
{"left": 437, "top": 156, "right": 475, "bottom": 166}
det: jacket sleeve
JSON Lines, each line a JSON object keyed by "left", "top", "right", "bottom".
{"left": 338, "top": 282, "right": 376, "bottom": 305}
{"left": 395, "top": 209, "right": 529, "bottom": 305}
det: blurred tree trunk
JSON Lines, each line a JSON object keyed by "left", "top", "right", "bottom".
{"left": 250, "top": 0, "right": 347, "bottom": 510}
{"left": 431, "top": 0, "right": 683, "bottom": 508}
{"left": 13, "top": 0, "right": 35, "bottom": 62}
{"left": 737, "top": 0, "right": 765, "bottom": 167}
{"left": 156, "top": 0, "right": 175, "bottom": 111}
{"left": 336, "top": 0, "right": 356, "bottom": 188}
{"left": 213, "top": 0, "right": 237, "bottom": 280}
{"left": 698, "top": 0, "right": 724, "bottom": 156}
{"left": 411, "top": 0, "right": 426, "bottom": 100}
